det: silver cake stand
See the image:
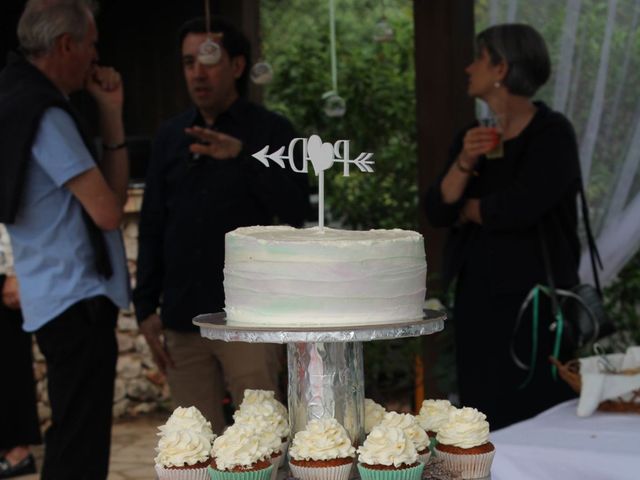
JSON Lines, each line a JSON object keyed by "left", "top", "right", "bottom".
{"left": 194, "top": 310, "right": 446, "bottom": 445}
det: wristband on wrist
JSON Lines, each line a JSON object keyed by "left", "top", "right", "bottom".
{"left": 102, "top": 141, "right": 127, "bottom": 151}
{"left": 456, "top": 159, "right": 478, "bottom": 176}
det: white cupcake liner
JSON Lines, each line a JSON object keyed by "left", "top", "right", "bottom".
{"left": 289, "top": 461, "right": 354, "bottom": 480}
{"left": 268, "top": 452, "right": 283, "bottom": 480}
{"left": 155, "top": 464, "right": 211, "bottom": 480}
{"left": 417, "top": 451, "right": 431, "bottom": 465}
{"left": 434, "top": 450, "right": 495, "bottom": 479}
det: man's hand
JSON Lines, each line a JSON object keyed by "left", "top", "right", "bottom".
{"left": 185, "top": 126, "right": 243, "bottom": 159}
{"left": 2, "top": 275, "right": 20, "bottom": 310}
{"left": 85, "top": 65, "right": 123, "bottom": 111}
{"left": 139, "top": 313, "right": 174, "bottom": 374}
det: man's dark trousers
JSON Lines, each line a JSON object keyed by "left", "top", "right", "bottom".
{"left": 35, "top": 296, "right": 118, "bottom": 480}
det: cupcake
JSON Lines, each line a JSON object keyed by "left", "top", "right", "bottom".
{"left": 225, "top": 423, "right": 282, "bottom": 480}
{"left": 416, "top": 399, "right": 456, "bottom": 438}
{"left": 233, "top": 392, "right": 290, "bottom": 467}
{"left": 434, "top": 407, "right": 495, "bottom": 479}
{"left": 378, "top": 412, "right": 430, "bottom": 464}
{"left": 356, "top": 425, "right": 424, "bottom": 480}
{"left": 209, "top": 423, "right": 274, "bottom": 480}
{"left": 364, "top": 399, "right": 386, "bottom": 434}
{"left": 288, "top": 418, "right": 356, "bottom": 480}
{"left": 154, "top": 406, "right": 215, "bottom": 480}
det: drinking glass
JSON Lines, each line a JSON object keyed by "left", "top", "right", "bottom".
{"left": 479, "top": 116, "right": 503, "bottom": 159}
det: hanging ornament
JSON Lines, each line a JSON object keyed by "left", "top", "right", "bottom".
{"left": 323, "top": 0, "right": 346, "bottom": 117}
{"left": 372, "top": 16, "right": 394, "bottom": 43}
{"left": 250, "top": 61, "right": 274, "bottom": 85}
{"left": 198, "top": 37, "right": 222, "bottom": 65}
{"left": 372, "top": 0, "right": 394, "bottom": 43}
{"left": 322, "top": 90, "right": 346, "bottom": 118}
{"left": 197, "top": 0, "right": 222, "bottom": 65}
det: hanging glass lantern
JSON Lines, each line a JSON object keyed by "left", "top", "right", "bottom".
{"left": 372, "top": 16, "right": 394, "bottom": 43}
{"left": 322, "top": 91, "right": 346, "bottom": 118}
{"left": 250, "top": 61, "right": 274, "bottom": 85}
{"left": 198, "top": 37, "right": 222, "bottom": 65}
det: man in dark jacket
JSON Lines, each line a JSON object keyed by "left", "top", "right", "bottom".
{"left": 133, "top": 16, "right": 309, "bottom": 432}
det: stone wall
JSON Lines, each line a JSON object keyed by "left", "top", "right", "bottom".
{"left": 34, "top": 188, "right": 170, "bottom": 430}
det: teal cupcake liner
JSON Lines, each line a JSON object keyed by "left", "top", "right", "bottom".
{"left": 357, "top": 462, "right": 425, "bottom": 480}
{"left": 208, "top": 463, "right": 273, "bottom": 480}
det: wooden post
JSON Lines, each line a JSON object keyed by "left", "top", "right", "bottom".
{"left": 219, "top": 0, "right": 263, "bottom": 104}
{"left": 413, "top": 0, "right": 475, "bottom": 401}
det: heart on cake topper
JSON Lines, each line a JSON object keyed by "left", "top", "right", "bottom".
{"left": 307, "top": 134, "right": 334, "bottom": 175}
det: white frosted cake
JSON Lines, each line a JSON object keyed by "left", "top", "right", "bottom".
{"left": 223, "top": 226, "right": 426, "bottom": 326}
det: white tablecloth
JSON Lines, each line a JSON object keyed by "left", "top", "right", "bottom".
{"left": 491, "top": 399, "right": 640, "bottom": 480}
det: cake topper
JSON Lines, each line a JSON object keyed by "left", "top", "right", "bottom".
{"left": 252, "top": 135, "right": 374, "bottom": 230}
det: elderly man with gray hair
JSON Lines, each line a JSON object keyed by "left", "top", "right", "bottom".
{"left": 0, "top": 0, "right": 130, "bottom": 478}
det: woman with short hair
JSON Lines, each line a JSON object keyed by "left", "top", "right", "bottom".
{"left": 425, "top": 24, "right": 579, "bottom": 429}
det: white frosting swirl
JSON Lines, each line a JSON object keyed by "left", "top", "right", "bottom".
{"left": 289, "top": 418, "right": 355, "bottom": 461}
{"left": 357, "top": 425, "right": 417, "bottom": 467}
{"left": 154, "top": 429, "right": 212, "bottom": 467}
{"left": 158, "top": 406, "right": 215, "bottom": 441}
{"left": 213, "top": 423, "right": 271, "bottom": 471}
{"left": 435, "top": 407, "right": 490, "bottom": 449}
{"left": 233, "top": 402, "right": 290, "bottom": 439}
{"left": 379, "top": 412, "right": 429, "bottom": 451}
{"left": 227, "top": 423, "right": 281, "bottom": 456}
{"left": 239, "top": 389, "right": 288, "bottom": 417}
{"left": 416, "top": 399, "right": 456, "bottom": 433}
{"left": 364, "top": 399, "right": 386, "bottom": 434}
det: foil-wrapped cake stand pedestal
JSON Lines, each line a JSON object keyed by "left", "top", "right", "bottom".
{"left": 194, "top": 310, "right": 446, "bottom": 445}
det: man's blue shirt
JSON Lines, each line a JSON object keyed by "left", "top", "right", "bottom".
{"left": 7, "top": 107, "right": 130, "bottom": 331}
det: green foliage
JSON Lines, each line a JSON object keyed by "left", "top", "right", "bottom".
{"left": 604, "top": 250, "right": 640, "bottom": 349}
{"left": 363, "top": 337, "right": 421, "bottom": 401}
{"left": 261, "top": 0, "right": 421, "bottom": 397}
{"left": 262, "top": 0, "right": 418, "bottom": 230}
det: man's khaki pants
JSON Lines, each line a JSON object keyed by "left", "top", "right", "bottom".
{"left": 165, "top": 330, "right": 282, "bottom": 433}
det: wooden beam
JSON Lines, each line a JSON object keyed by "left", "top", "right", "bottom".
{"left": 413, "top": 0, "right": 475, "bottom": 401}
{"left": 414, "top": 0, "right": 475, "bottom": 293}
{"left": 219, "top": 0, "right": 262, "bottom": 103}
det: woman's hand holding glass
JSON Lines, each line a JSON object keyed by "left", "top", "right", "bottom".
{"left": 459, "top": 126, "right": 501, "bottom": 169}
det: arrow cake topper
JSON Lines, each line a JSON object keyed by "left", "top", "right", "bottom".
{"left": 252, "top": 135, "right": 374, "bottom": 230}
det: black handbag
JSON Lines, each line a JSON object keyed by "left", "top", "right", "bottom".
{"left": 539, "top": 183, "right": 614, "bottom": 352}
{"left": 512, "top": 182, "right": 614, "bottom": 374}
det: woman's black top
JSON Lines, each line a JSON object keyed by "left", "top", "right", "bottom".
{"left": 424, "top": 101, "right": 581, "bottom": 294}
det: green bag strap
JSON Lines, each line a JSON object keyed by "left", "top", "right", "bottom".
{"left": 512, "top": 285, "right": 565, "bottom": 389}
